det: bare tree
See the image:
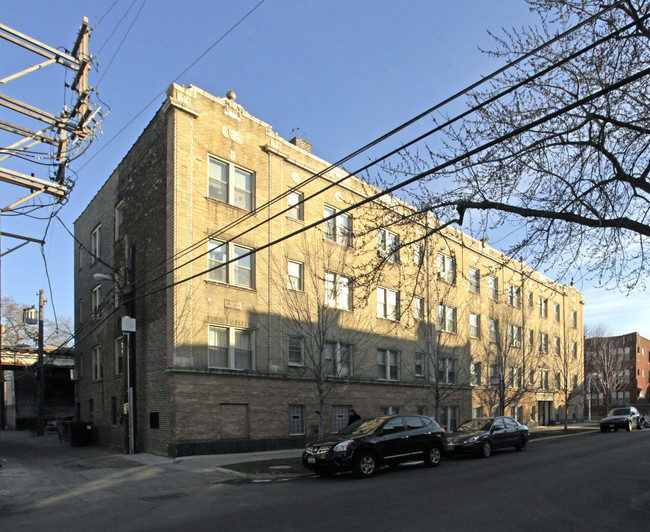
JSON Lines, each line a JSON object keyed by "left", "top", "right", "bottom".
{"left": 585, "top": 322, "right": 631, "bottom": 412}
{"left": 384, "top": 0, "right": 650, "bottom": 290}
{"left": 1, "top": 296, "right": 73, "bottom": 348}
{"left": 552, "top": 328, "right": 585, "bottom": 430}
{"left": 276, "top": 234, "right": 376, "bottom": 438}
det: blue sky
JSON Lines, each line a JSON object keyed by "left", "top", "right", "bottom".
{"left": 1, "top": 0, "right": 647, "bottom": 339}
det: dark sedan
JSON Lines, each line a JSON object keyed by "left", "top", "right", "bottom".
{"left": 446, "top": 416, "right": 529, "bottom": 458}
{"left": 599, "top": 406, "right": 641, "bottom": 432}
{"left": 302, "top": 414, "right": 446, "bottom": 478}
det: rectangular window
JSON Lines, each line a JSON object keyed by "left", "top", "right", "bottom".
{"left": 438, "top": 358, "right": 457, "bottom": 384}
{"left": 528, "top": 329, "right": 535, "bottom": 347}
{"left": 377, "top": 229, "right": 399, "bottom": 263}
{"left": 150, "top": 412, "right": 160, "bottom": 429}
{"left": 325, "top": 272, "right": 352, "bottom": 310}
{"left": 415, "top": 353, "right": 425, "bottom": 377}
{"left": 91, "top": 285, "right": 101, "bottom": 317}
{"left": 438, "top": 304, "right": 457, "bottom": 333}
{"left": 539, "top": 333, "right": 549, "bottom": 353}
{"left": 414, "top": 297, "right": 424, "bottom": 320}
{"left": 289, "top": 405, "right": 305, "bottom": 435}
{"left": 380, "top": 406, "right": 402, "bottom": 416}
{"left": 554, "top": 303, "right": 561, "bottom": 322}
{"left": 324, "top": 206, "right": 352, "bottom": 246}
{"left": 437, "top": 253, "right": 456, "bottom": 284}
{"left": 288, "top": 337, "right": 303, "bottom": 366}
{"left": 473, "top": 406, "right": 484, "bottom": 418}
{"left": 508, "top": 285, "right": 521, "bottom": 308}
{"left": 554, "top": 336, "right": 561, "bottom": 356}
{"left": 527, "top": 292, "right": 534, "bottom": 308}
{"left": 571, "top": 310, "right": 577, "bottom": 328}
{"left": 470, "top": 362, "right": 482, "bottom": 386}
{"left": 114, "top": 337, "right": 124, "bottom": 375}
{"left": 331, "top": 405, "right": 350, "bottom": 433}
{"left": 92, "top": 346, "right": 102, "bottom": 381}
{"left": 572, "top": 342, "right": 578, "bottom": 359}
{"left": 540, "top": 370, "right": 549, "bottom": 390}
{"left": 287, "top": 190, "right": 304, "bottom": 220}
{"left": 508, "top": 325, "right": 522, "bottom": 348}
{"left": 208, "top": 325, "right": 254, "bottom": 370}
{"left": 207, "top": 240, "right": 255, "bottom": 288}
{"left": 91, "top": 224, "right": 101, "bottom": 262}
{"left": 488, "top": 276, "right": 498, "bottom": 300}
{"left": 377, "top": 287, "right": 399, "bottom": 320}
{"left": 469, "top": 313, "right": 481, "bottom": 338}
{"left": 287, "top": 260, "right": 303, "bottom": 291}
{"left": 377, "top": 349, "right": 400, "bottom": 381}
{"left": 510, "top": 367, "right": 522, "bottom": 388}
{"left": 324, "top": 341, "right": 351, "bottom": 377}
{"left": 555, "top": 372, "right": 561, "bottom": 390}
{"left": 413, "top": 243, "right": 423, "bottom": 266}
{"left": 489, "top": 318, "right": 498, "bottom": 343}
{"left": 208, "top": 157, "right": 254, "bottom": 211}
{"left": 114, "top": 201, "right": 124, "bottom": 241}
{"left": 440, "top": 406, "right": 459, "bottom": 432}
{"left": 539, "top": 297, "right": 548, "bottom": 318}
{"left": 469, "top": 267, "right": 480, "bottom": 293}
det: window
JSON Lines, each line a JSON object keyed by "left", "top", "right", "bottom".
{"left": 377, "top": 229, "right": 399, "bottom": 263}
{"left": 554, "top": 303, "right": 561, "bottom": 322}
{"left": 438, "top": 304, "right": 457, "bottom": 333}
{"left": 488, "top": 276, "right": 498, "bottom": 300}
{"left": 413, "top": 243, "right": 423, "bottom": 266}
{"left": 554, "top": 336, "right": 561, "bottom": 356}
{"left": 470, "top": 362, "right": 482, "bottom": 386}
{"left": 287, "top": 190, "right": 303, "bottom": 221}
{"left": 414, "top": 297, "right": 424, "bottom": 320}
{"left": 324, "top": 341, "right": 351, "bottom": 377}
{"left": 380, "top": 406, "right": 402, "bottom": 415}
{"left": 208, "top": 156, "right": 254, "bottom": 211}
{"left": 208, "top": 326, "right": 254, "bottom": 370}
{"left": 415, "top": 353, "right": 425, "bottom": 377}
{"left": 325, "top": 272, "right": 352, "bottom": 310}
{"left": 377, "top": 349, "right": 400, "bottom": 381}
{"left": 114, "top": 337, "right": 124, "bottom": 375}
{"left": 540, "top": 370, "right": 549, "bottom": 390}
{"left": 538, "top": 297, "right": 548, "bottom": 318}
{"left": 490, "top": 364, "right": 501, "bottom": 385}
{"left": 489, "top": 318, "right": 498, "bottom": 343}
{"left": 324, "top": 206, "right": 352, "bottom": 246}
{"left": 528, "top": 329, "right": 535, "bottom": 347}
{"left": 114, "top": 201, "right": 124, "bottom": 241}
{"left": 207, "top": 240, "right": 254, "bottom": 288}
{"left": 331, "top": 405, "right": 350, "bottom": 433}
{"left": 469, "top": 313, "right": 480, "bottom": 338}
{"left": 539, "top": 332, "right": 549, "bottom": 353}
{"left": 289, "top": 405, "right": 305, "bottom": 435}
{"left": 473, "top": 406, "right": 484, "bottom": 418}
{"left": 440, "top": 406, "right": 459, "bottom": 432}
{"left": 508, "top": 325, "right": 522, "bottom": 348}
{"left": 571, "top": 342, "right": 578, "bottom": 359}
{"left": 437, "top": 253, "right": 456, "bottom": 284}
{"left": 91, "top": 224, "right": 101, "bottom": 262}
{"left": 288, "top": 337, "right": 303, "bottom": 366}
{"left": 287, "top": 260, "right": 303, "bottom": 291}
{"left": 150, "top": 412, "right": 160, "bottom": 429}
{"left": 508, "top": 285, "right": 521, "bottom": 308}
{"left": 571, "top": 310, "right": 577, "bottom": 328}
{"left": 527, "top": 292, "right": 534, "bottom": 308}
{"left": 92, "top": 346, "right": 102, "bottom": 381}
{"left": 91, "top": 285, "right": 101, "bottom": 317}
{"left": 469, "top": 267, "right": 480, "bottom": 293}
{"left": 438, "top": 358, "right": 457, "bottom": 384}
{"left": 555, "top": 372, "right": 561, "bottom": 389}
{"left": 377, "top": 287, "right": 399, "bottom": 320}
{"left": 510, "top": 367, "right": 522, "bottom": 388}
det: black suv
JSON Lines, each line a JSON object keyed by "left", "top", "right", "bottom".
{"left": 302, "top": 414, "right": 446, "bottom": 478}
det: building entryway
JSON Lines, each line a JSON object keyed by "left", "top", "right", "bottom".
{"left": 537, "top": 401, "right": 553, "bottom": 426}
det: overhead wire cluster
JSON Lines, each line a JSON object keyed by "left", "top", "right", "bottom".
{"left": 65, "top": 2, "right": 646, "bottom": 348}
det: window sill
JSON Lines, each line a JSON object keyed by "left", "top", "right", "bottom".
{"left": 205, "top": 195, "right": 254, "bottom": 214}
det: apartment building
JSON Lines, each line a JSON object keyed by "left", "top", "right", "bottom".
{"left": 585, "top": 332, "right": 650, "bottom": 418}
{"left": 74, "top": 84, "right": 584, "bottom": 456}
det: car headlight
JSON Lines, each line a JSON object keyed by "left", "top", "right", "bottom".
{"left": 333, "top": 440, "right": 354, "bottom": 452}
{"left": 467, "top": 436, "right": 480, "bottom": 443}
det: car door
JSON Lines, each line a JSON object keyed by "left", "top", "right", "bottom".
{"left": 402, "top": 415, "right": 428, "bottom": 457}
{"left": 377, "top": 416, "right": 408, "bottom": 460}
{"left": 490, "top": 417, "right": 508, "bottom": 450}
{"left": 502, "top": 416, "right": 520, "bottom": 446}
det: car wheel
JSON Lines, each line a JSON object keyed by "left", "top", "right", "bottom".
{"left": 515, "top": 436, "right": 527, "bottom": 452}
{"left": 626, "top": 420, "right": 632, "bottom": 432}
{"left": 423, "top": 444, "right": 442, "bottom": 467}
{"left": 481, "top": 440, "right": 492, "bottom": 458}
{"left": 354, "top": 451, "right": 377, "bottom": 478}
{"left": 600, "top": 425, "right": 608, "bottom": 433}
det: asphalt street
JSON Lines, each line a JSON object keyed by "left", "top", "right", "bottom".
{"left": 2, "top": 428, "right": 650, "bottom": 531}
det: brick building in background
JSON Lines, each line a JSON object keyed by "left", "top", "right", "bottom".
{"left": 74, "top": 84, "right": 584, "bottom": 457}
{"left": 585, "top": 332, "right": 650, "bottom": 418}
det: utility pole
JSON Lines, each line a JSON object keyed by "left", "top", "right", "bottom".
{"left": 36, "top": 290, "right": 44, "bottom": 436}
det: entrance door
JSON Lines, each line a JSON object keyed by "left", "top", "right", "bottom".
{"left": 537, "top": 401, "right": 553, "bottom": 426}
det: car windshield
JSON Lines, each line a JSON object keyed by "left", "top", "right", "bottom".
{"left": 456, "top": 418, "right": 493, "bottom": 432}
{"left": 608, "top": 408, "right": 631, "bottom": 416}
{"left": 338, "top": 417, "right": 389, "bottom": 437}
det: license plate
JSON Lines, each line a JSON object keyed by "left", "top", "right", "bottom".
{"left": 308, "top": 456, "right": 316, "bottom": 464}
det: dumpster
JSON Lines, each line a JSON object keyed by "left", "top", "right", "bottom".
{"left": 69, "top": 421, "right": 95, "bottom": 446}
